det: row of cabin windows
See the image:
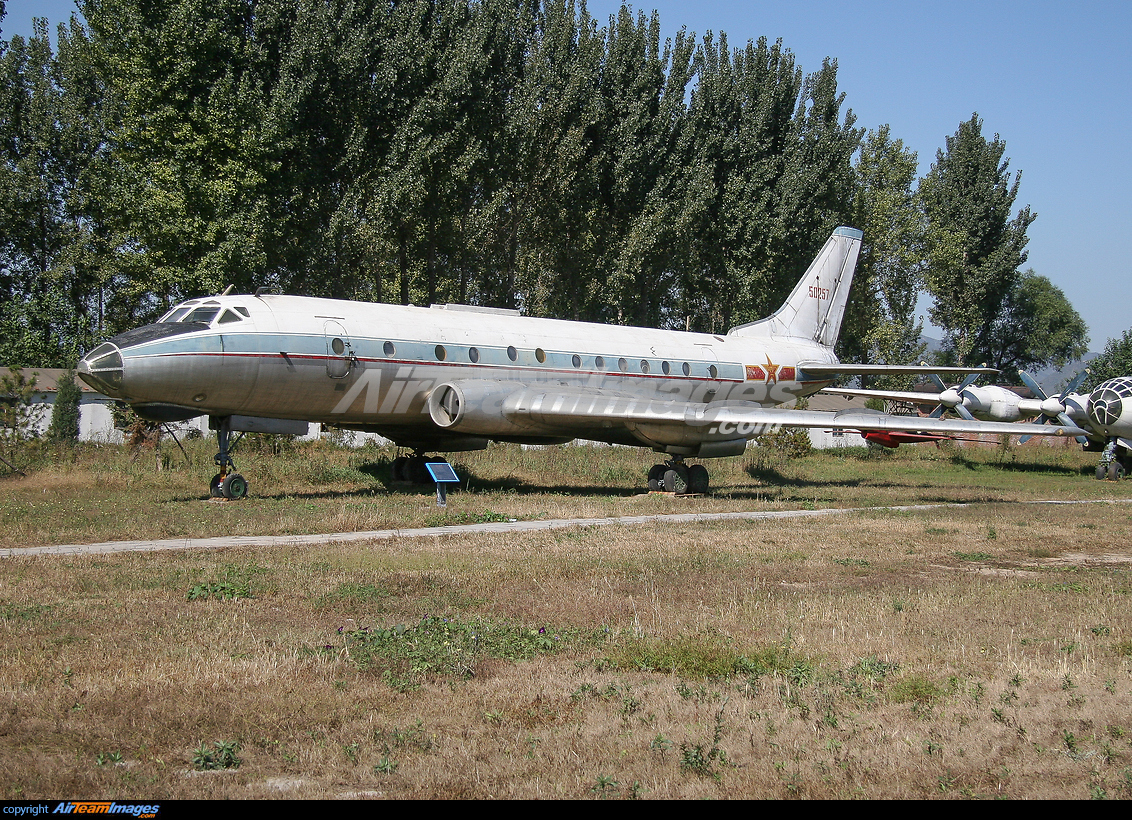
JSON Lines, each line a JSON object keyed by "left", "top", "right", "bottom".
{"left": 376, "top": 340, "right": 717, "bottom": 379}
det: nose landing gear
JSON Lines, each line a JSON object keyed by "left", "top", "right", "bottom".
{"left": 209, "top": 420, "right": 248, "bottom": 499}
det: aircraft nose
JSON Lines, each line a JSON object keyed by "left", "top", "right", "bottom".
{"left": 77, "top": 342, "right": 125, "bottom": 398}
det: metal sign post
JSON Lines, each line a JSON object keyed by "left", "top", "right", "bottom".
{"left": 425, "top": 461, "right": 461, "bottom": 507}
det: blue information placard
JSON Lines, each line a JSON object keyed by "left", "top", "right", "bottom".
{"left": 425, "top": 462, "right": 460, "bottom": 483}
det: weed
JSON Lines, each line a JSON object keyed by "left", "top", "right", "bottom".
{"left": 953, "top": 551, "right": 993, "bottom": 561}
{"left": 374, "top": 720, "right": 436, "bottom": 754}
{"left": 95, "top": 751, "right": 123, "bottom": 767}
{"left": 0, "top": 601, "right": 52, "bottom": 621}
{"left": 423, "top": 510, "right": 516, "bottom": 527}
{"left": 192, "top": 740, "right": 241, "bottom": 770}
{"left": 590, "top": 774, "right": 620, "bottom": 798}
{"left": 678, "top": 706, "right": 732, "bottom": 782}
{"left": 889, "top": 674, "right": 945, "bottom": 706}
{"left": 343, "top": 616, "right": 588, "bottom": 689}
{"left": 186, "top": 565, "right": 262, "bottom": 601}
{"left": 374, "top": 758, "right": 398, "bottom": 775}
{"left": 609, "top": 635, "right": 798, "bottom": 680}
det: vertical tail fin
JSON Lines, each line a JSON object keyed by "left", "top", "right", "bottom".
{"left": 727, "top": 227, "right": 862, "bottom": 347}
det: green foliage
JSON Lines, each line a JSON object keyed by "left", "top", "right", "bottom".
{"left": 186, "top": 565, "right": 261, "bottom": 601}
{"left": 980, "top": 270, "right": 1089, "bottom": 380}
{"left": 342, "top": 616, "right": 589, "bottom": 689}
{"left": 1083, "top": 327, "right": 1132, "bottom": 390}
{"left": 192, "top": 739, "right": 242, "bottom": 770}
{"left": 47, "top": 369, "right": 82, "bottom": 444}
{"left": 2, "top": 1, "right": 863, "bottom": 340}
{"left": 0, "top": 366, "right": 44, "bottom": 470}
{"left": 607, "top": 636, "right": 808, "bottom": 681}
{"left": 921, "top": 114, "right": 1036, "bottom": 366}
{"left": 842, "top": 126, "right": 926, "bottom": 378}
{"left": 754, "top": 427, "right": 813, "bottom": 461}
{"left": 888, "top": 673, "right": 946, "bottom": 705}
{"left": 678, "top": 707, "right": 732, "bottom": 782}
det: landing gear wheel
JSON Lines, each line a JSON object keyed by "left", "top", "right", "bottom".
{"left": 221, "top": 473, "right": 248, "bottom": 499}
{"left": 687, "top": 464, "right": 709, "bottom": 494}
{"left": 210, "top": 473, "right": 225, "bottom": 498}
{"left": 647, "top": 464, "right": 666, "bottom": 491}
{"left": 663, "top": 465, "right": 689, "bottom": 495}
{"left": 408, "top": 456, "right": 432, "bottom": 485}
{"left": 1108, "top": 462, "right": 1125, "bottom": 481}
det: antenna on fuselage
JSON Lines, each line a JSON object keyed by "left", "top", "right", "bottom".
{"left": 221, "top": 284, "right": 234, "bottom": 296}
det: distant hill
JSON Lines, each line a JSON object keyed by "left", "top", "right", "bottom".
{"left": 1030, "top": 354, "right": 1098, "bottom": 394}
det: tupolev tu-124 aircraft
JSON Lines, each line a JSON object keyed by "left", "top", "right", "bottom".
{"left": 76, "top": 227, "right": 1086, "bottom": 498}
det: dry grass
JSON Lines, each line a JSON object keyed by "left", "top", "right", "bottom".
{"left": 2, "top": 440, "right": 1131, "bottom": 798}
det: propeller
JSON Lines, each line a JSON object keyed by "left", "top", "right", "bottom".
{"left": 1017, "top": 369, "right": 1090, "bottom": 444}
{"left": 925, "top": 371, "right": 982, "bottom": 421}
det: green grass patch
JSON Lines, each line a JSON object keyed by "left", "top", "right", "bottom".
{"left": 605, "top": 636, "right": 812, "bottom": 681}
{"left": 888, "top": 673, "right": 948, "bottom": 705}
{"left": 953, "top": 551, "right": 994, "bottom": 561}
{"left": 341, "top": 616, "right": 595, "bottom": 690}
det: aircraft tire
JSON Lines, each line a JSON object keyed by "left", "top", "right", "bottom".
{"left": 222, "top": 473, "right": 249, "bottom": 499}
{"left": 647, "top": 464, "right": 665, "bottom": 491}
{"left": 1108, "top": 462, "right": 1125, "bottom": 481}
{"left": 210, "top": 473, "right": 225, "bottom": 498}
{"left": 408, "top": 457, "right": 433, "bottom": 485}
{"left": 663, "top": 466, "right": 689, "bottom": 495}
{"left": 1098, "top": 464, "right": 1109, "bottom": 480}
{"left": 687, "top": 464, "right": 709, "bottom": 494}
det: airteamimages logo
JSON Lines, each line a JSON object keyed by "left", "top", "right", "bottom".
{"left": 50, "top": 805, "right": 159, "bottom": 818}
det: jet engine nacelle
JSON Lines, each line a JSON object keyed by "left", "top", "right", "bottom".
{"left": 428, "top": 380, "right": 560, "bottom": 438}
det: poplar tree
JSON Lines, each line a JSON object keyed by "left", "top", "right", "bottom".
{"left": 920, "top": 114, "right": 1035, "bottom": 366}
{"left": 842, "top": 125, "right": 927, "bottom": 384}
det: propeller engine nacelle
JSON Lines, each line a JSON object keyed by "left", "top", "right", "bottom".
{"left": 1086, "top": 377, "right": 1132, "bottom": 436}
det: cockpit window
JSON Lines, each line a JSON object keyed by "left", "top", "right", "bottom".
{"left": 218, "top": 309, "right": 243, "bottom": 324}
{"left": 180, "top": 306, "right": 221, "bottom": 324}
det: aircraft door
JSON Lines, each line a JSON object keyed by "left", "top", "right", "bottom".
{"left": 324, "top": 320, "right": 356, "bottom": 379}
{"left": 693, "top": 344, "right": 721, "bottom": 403}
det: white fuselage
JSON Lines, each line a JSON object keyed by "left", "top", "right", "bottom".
{"left": 80, "top": 294, "right": 837, "bottom": 455}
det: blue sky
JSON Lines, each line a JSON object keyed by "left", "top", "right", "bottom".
{"left": 4, "top": 0, "right": 1130, "bottom": 352}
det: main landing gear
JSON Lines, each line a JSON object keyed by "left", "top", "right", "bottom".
{"left": 209, "top": 420, "right": 248, "bottom": 499}
{"left": 647, "top": 457, "right": 709, "bottom": 495}
{"left": 391, "top": 451, "right": 451, "bottom": 485}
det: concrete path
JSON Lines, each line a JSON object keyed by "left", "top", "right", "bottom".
{"left": 3, "top": 498, "right": 1128, "bottom": 558}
